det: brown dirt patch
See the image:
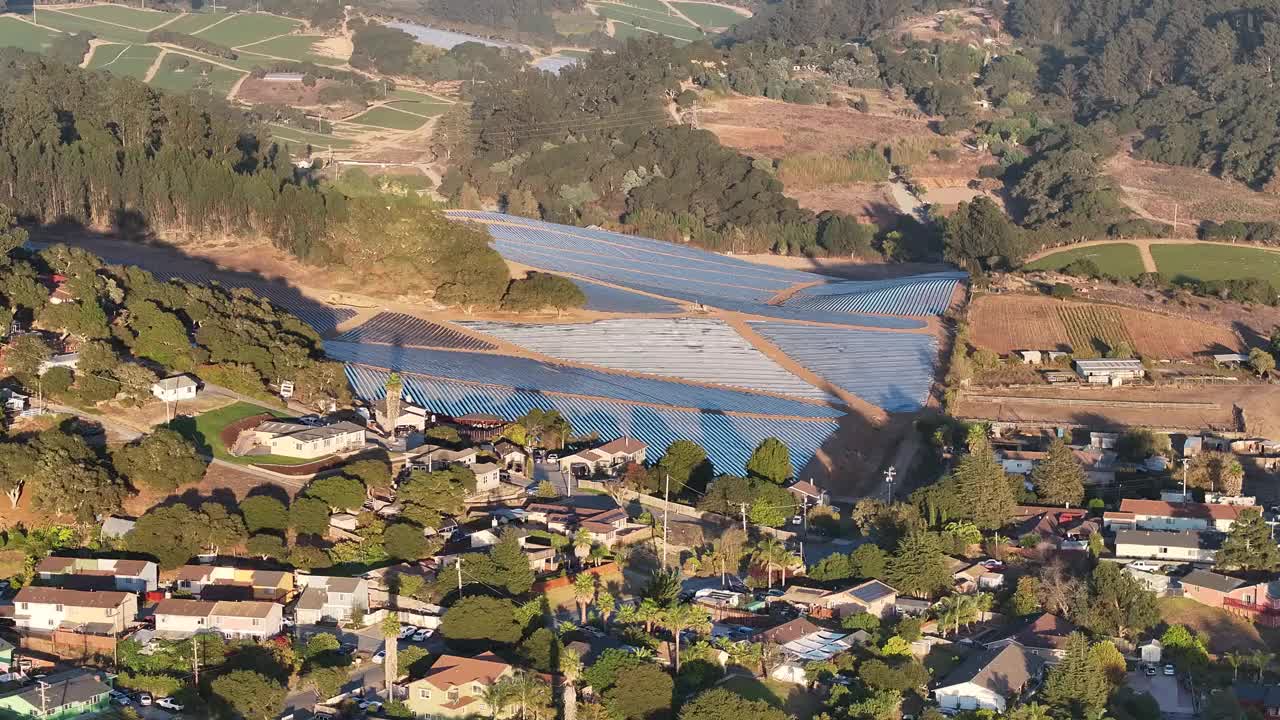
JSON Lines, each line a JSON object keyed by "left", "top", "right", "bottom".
{"left": 313, "top": 35, "right": 352, "bottom": 60}
{"left": 787, "top": 183, "right": 900, "bottom": 226}
{"left": 734, "top": 253, "right": 956, "bottom": 280}
{"left": 968, "top": 294, "right": 1243, "bottom": 359}
{"left": 237, "top": 77, "right": 329, "bottom": 107}
{"left": 1106, "top": 147, "right": 1280, "bottom": 227}
{"left": 1158, "top": 597, "right": 1270, "bottom": 654}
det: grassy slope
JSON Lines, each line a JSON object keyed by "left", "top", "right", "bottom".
{"left": 346, "top": 106, "right": 429, "bottom": 130}
{"left": 668, "top": 1, "right": 745, "bottom": 28}
{"left": 0, "top": 16, "right": 61, "bottom": 53}
{"left": 1150, "top": 243, "right": 1280, "bottom": 287}
{"left": 1025, "top": 243, "right": 1147, "bottom": 278}
{"left": 169, "top": 401, "right": 309, "bottom": 465}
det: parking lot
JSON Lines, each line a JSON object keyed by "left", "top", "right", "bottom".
{"left": 1127, "top": 670, "right": 1196, "bottom": 718}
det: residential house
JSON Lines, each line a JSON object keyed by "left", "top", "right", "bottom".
{"left": 761, "top": 619, "right": 856, "bottom": 685}
{"left": 896, "top": 598, "right": 932, "bottom": 616}
{"left": 1105, "top": 499, "right": 1243, "bottom": 533}
{"left": 150, "top": 375, "right": 198, "bottom": 403}
{"left": 234, "top": 420, "right": 365, "bottom": 460}
{"left": 933, "top": 644, "right": 1046, "bottom": 714}
{"left": 1074, "top": 358, "right": 1144, "bottom": 385}
{"left": 999, "top": 450, "right": 1045, "bottom": 475}
{"left": 375, "top": 403, "right": 428, "bottom": 433}
{"left": 985, "top": 613, "right": 1077, "bottom": 660}
{"left": 412, "top": 445, "right": 479, "bottom": 470}
{"left": 12, "top": 587, "right": 136, "bottom": 635}
{"left": 998, "top": 450, "right": 1115, "bottom": 485}
{"left": 153, "top": 598, "right": 283, "bottom": 639}
{"left": 490, "top": 441, "right": 525, "bottom": 470}
{"left": 0, "top": 669, "right": 113, "bottom": 720}
{"left": 524, "top": 498, "right": 638, "bottom": 548}
{"left": 37, "top": 353, "right": 79, "bottom": 376}
{"left": 293, "top": 575, "right": 369, "bottom": 626}
{"left": 1180, "top": 569, "right": 1280, "bottom": 626}
{"left": 819, "top": 580, "right": 898, "bottom": 619}
{"left": 1012, "top": 506, "right": 1099, "bottom": 551}
{"left": 1234, "top": 684, "right": 1280, "bottom": 717}
{"left": 404, "top": 652, "right": 516, "bottom": 718}
{"left": 785, "top": 480, "right": 827, "bottom": 508}
{"left": 470, "top": 462, "right": 502, "bottom": 495}
{"left": 1090, "top": 432, "right": 1121, "bottom": 450}
{"left": 954, "top": 562, "right": 1006, "bottom": 593}
{"left": 174, "top": 565, "right": 294, "bottom": 601}
{"left": 1114, "top": 530, "right": 1221, "bottom": 564}
{"left": 775, "top": 585, "right": 831, "bottom": 613}
{"left": 36, "top": 557, "right": 158, "bottom": 594}
{"left": 556, "top": 438, "right": 648, "bottom": 475}
{"left": 1124, "top": 566, "right": 1176, "bottom": 595}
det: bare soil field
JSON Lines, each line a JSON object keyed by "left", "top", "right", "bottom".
{"left": 969, "top": 293, "right": 1243, "bottom": 359}
{"left": 952, "top": 386, "right": 1241, "bottom": 434}
{"left": 787, "top": 183, "right": 900, "bottom": 224}
{"left": 736, "top": 252, "right": 956, "bottom": 281}
{"left": 235, "top": 78, "right": 364, "bottom": 120}
{"left": 1106, "top": 148, "right": 1280, "bottom": 226}
{"left": 894, "top": 7, "right": 1007, "bottom": 45}
{"left": 701, "top": 94, "right": 935, "bottom": 158}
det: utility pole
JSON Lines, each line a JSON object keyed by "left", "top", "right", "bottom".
{"left": 739, "top": 502, "right": 748, "bottom": 533}
{"left": 192, "top": 634, "right": 200, "bottom": 685}
{"left": 456, "top": 559, "right": 463, "bottom": 592}
{"left": 662, "top": 473, "right": 671, "bottom": 569}
{"left": 884, "top": 466, "right": 897, "bottom": 503}
{"left": 1181, "top": 457, "right": 1190, "bottom": 500}
{"left": 1172, "top": 203, "right": 1179, "bottom": 239}
{"left": 38, "top": 680, "right": 49, "bottom": 716}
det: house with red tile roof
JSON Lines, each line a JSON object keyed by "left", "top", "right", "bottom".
{"left": 985, "top": 613, "right": 1078, "bottom": 660}
{"left": 1106, "top": 499, "right": 1243, "bottom": 533}
{"left": 404, "top": 653, "right": 516, "bottom": 718}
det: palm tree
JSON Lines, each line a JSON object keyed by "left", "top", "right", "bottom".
{"left": 480, "top": 682, "right": 510, "bottom": 720}
{"left": 596, "top": 589, "right": 616, "bottom": 627}
{"left": 752, "top": 536, "right": 787, "bottom": 588}
{"left": 611, "top": 543, "right": 633, "bottom": 571}
{"left": 379, "top": 614, "right": 400, "bottom": 702}
{"left": 560, "top": 648, "right": 583, "bottom": 720}
{"left": 573, "top": 572, "right": 595, "bottom": 625}
{"left": 635, "top": 598, "right": 662, "bottom": 634}
{"left": 1225, "top": 651, "right": 1245, "bottom": 680}
{"left": 588, "top": 543, "right": 609, "bottom": 567}
{"left": 1252, "top": 650, "right": 1274, "bottom": 682}
{"left": 498, "top": 671, "right": 550, "bottom": 720}
{"left": 660, "top": 603, "right": 711, "bottom": 672}
{"left": 572, "top": 529, "right": 593, "bottom": 569}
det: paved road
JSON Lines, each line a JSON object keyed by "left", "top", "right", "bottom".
{"left": 283, "top": 626, "right": 446, "bottom": 714}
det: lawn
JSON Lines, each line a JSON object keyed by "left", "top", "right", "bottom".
{"left": 606, "top": 0, "right": 671, "bottom": 13}
{"left": 1024, "top": 242, "right": 1147, "bottom": 278}
{"left": 669, "top": 1, "right": 746, "bottom": 29}
{"left": 193, "top": 12, "right": 300, "bottom": 47}
{"left": 1157, "top": 597, "right": 1271, "bottom": 655}
{"left": 0, "top": 16, "right": 62, "bottom": 53}
{"left": 60, "top": 4, "right": 175, "bottom": 31}
{"left": 238, "top": 34, "right": 346, "bottom": 65}
{"left": 87, "top": 44, "right": 163, "bottom": 80}
{"left": 385, "top": 99, "right": 451, "bottom": 117}
{"left": 1150, "top": 243, "right": 1280, "bottom": 288}
{"left": 168, "top": 401, "right": 309, "bottom": 466}
{"left": 268, "top": 124, "right": 357, "bottom": 149}
{"left": 610, "top": 21, "right": 665, "bottom": 42}
{"left": 148, "top": 53, "right": 245, "bottom": 97}
{"left": 717, "top": 675, "right": 822, "bottom": 719}
{"left": 595, "top": 2, "right": 703, "bottom": 41}
{"left": 163, "top": 12, "right": 229, "bottom": 35}
{"left": 30, "top": 9, "right": 149, "bottom": 43}
{"left": 345, "top": 106, "right": 430, "bottom": 131}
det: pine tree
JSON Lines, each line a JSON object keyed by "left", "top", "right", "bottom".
{"left": 1031, "top": 438, "right": 1086, "bottom": 507}
{"left": 954, "top": 432, "right": 1016, "bottom": 530}
{"left": 887, "top": 531, "right": 952, "bottom": 599}
{"left": 1217, "top": 507, "right": 1280, "bottom": 572}
{"left": 1043, "top": 632, "right": 1108, "bottom": 717}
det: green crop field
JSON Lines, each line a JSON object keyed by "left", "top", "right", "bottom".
{"left": 61, "top": 4, "right": 175, "bottom": 31}
{"left": 607, "top": 0, "right": 670, "bottom": 13}
{"left": 596, "top": 2, "right": 702, "bottom": 41}
{"left": 609, "top": 21, "right": 662, "bottom": 42}
{"left": 385, "top": 98, "right": 450, "bottom": 117}
{"left": 1150, "top": 243, "right": 1280, "bottom": 288}
{"left": 1024, "top": 243, "right": 1147, "bottom": 278}
{"left": 346, "top": 106, "right": 429, "bottom": 131}
{"left": 193, "top": 12, "right": 300, "bottom": 47}
{"left": 559, "top": 49, "right": 593, "bottom": 58}
{"left": 87, "top": 43, "right": 163, "bottom": 80}
{"left": 0, "top": 16, "right": 62, "bottom": 53}
{"left": 149, "top": 53, "right": 244, "bottom": 97}
{"left": 162, "top": 12, "right": 228, "bottom": 35}
{"left": 239, "top": 34, "right": 346, "bottom": 65}
{"left": 269, "top": 124, "right": 357, "bottom": 149}
{"left": 31, "top": 9, "right": 149, "bottom": 43}
{"left": 669, "top": 1, "right": 746, "bottom": 29}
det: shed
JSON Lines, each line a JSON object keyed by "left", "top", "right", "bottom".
{"left": 1140, "top": 639, "right": 1162, "bottom": 664}
{"left": 1017, "top": 350, "right": 1043, "bottom": 365}
{"left": 1213, "top": 353, "right": 1250, "bottom": 366}
{"left": 100, "top": 516, "right": 136, "bottom": 539}
{"left": 1074, "top": 359, "right": 1144, "bottom": 385}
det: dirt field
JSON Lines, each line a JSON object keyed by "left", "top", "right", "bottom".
{"left": 701, "top": 94, "right": 935, "bottom": 158}
{"left": 968, "top": 294, "right": 1244, "bottom": 359}
{"left": 787, "top": 183, "right": 900, "bottom": 224}
{"left": 736, "top": 252, "right": 956, "bottom": 280}
{"left": 235, "top": 77, "right": 364, "bottom": 120}
{"left": 1158, "top": 598, "right": 1273, "bottom": 655}
{"left": 894, "top": 7, "right": 1007, "bottom": 46}
{"left": 1106, "top": 148, "right": 1280, "bottom": 227}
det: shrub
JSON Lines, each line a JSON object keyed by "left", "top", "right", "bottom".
{"left": 1049, "top": 282, "right": 1074, "bottom": 299}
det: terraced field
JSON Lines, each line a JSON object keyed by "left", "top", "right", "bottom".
{"left": 346, "top": 106, "right": 431, "bottom": 130}
{"left": 268, "top": 125, "right": 357, "bottom": 149}
{"left": 239, "top": 34, "right": 346, "bottom": 65}
{"left": 193, "top": 12, "right": 300, "bottom": 47}
{"left": 595, "top": 1, "right": 704, "bottom": 42}
{"left": 162, "top": 12, "right": 228, "bottom": 35}
{"left": 148, "top": 53, "right": 244, "bottom": 97}
{"left": 62, "top": 4, "right": 175, "bottom": 31}
{"left": 1024, "top": 242, "right": 1147, "bottom": 279}
{"left": 86, "top": 43, "right": 163, "bottom": 80}
{"left": 669, "top": 1, "right": 746, "bottom": 29}
{"left": 31, "top": 9, "right": 149, "bottom": 43}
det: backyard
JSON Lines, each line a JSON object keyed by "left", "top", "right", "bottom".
{"left": 717, "top": 675, "right": 823, "bottom": 718}
{"left": 169, "top": 401, "right": 305, "bottom": 466}
{"left": 1157, "top": 597, "right": 1277, "bottom": 655}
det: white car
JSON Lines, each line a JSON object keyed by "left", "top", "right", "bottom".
{"left": 372, "top": 650, "right": 386, "bottom": 664}
{"left": 412, "top": 629, "right": 433, "bottom": 642}
{"left": 398, "top": 626, "right": 417, "bottom": 639}
{"left": 157, "top": 698, "right": 184, "bottom": 712}
{"left": 138, "top": 694, "right": 153, "bottom": 707}
{"left": 547, "top": 453, "right": 559, "bottom": 462}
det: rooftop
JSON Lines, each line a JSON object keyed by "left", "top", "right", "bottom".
{"left": 13, "top": 586, "right": 130, "bottom": 608}
{"left": 596, "top": 437, "right": 647, "bottom": 455}
{"left": 417, "top": 652, "right": 512, "bottom": 690}
{"left": 1181, "top": 568, "right": 1249, "bottom": 594}
{"left": 939, "top": 644, "right": 1044, "bottom": 696}
{"left": 1116, "top": 530, "right": 1224, "bottom": 551}
{"left": 0, "top": 669, "right": 111, "bottom": 710}
{"left": 1119, "top": 499, "right": 1244, "bottom": 522}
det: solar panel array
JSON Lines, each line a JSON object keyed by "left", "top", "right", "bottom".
{"left": 331, "top": 312, "right": 495, "bottom": 350}
{"left": 572, "top": 279, "right": 685, "bottom": 314}
{"left": 785, "top": 272, "right": 965, "bottom": 317}
{"left": 459, "top": 318, "right": 831, "bottom": 400}
{"left": 345, "top": 365, "right": 840, "bottom": 475}
{"left": 325, "top": 340, "right": 843, "bottom": 419}
{"left": 749, "top": 323, "right": 939, "bottom": 412}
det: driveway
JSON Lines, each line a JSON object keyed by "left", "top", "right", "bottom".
{"left": 1127, "top": 671, "right": 1196, "bottom": 718}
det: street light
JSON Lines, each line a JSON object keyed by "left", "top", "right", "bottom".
{"left": 884, "top": 466, "right": 897, "bottom": 504}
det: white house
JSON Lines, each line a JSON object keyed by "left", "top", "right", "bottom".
{"left": 1114, "top": 530, "right": 1221, "bottom": 564}
{"left": 411, "top": 445, "right": 479, "bottom": 470}
{"left": 36, "top": 557, "right": 158, "bottom": 594}
{"left": 557, "top": 438, "right": 648, "bottom": 475}
{"left": 236, "top": 420, "right": 366, "bottom": 460}
{"left": 37, "top": 352, "right": 79, "bottom": 376}
{"left": 13, "top": 587, "right": 137, "bottom": 635}
{"left": 154, "top": 598, "right": 283, "bottom": 639}
{"left": 151, "top": 375, "right": 198, "bottom": 402}
{"left": 1107, "top": 499, "right": 1244, "bottom": 533}
{"left": 471, "top": 462, "right": 502, "bottom": 494}
{"left": 294, "top": 575, "right": 369, "bottom": 626}
{"left": 933, "top": 644, "right": 1045, "bottom": 714}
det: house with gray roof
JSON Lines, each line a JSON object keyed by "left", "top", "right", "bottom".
{"left": 0, "top": 669, "right": 113, "bottom": 720}
{"left": 1115, "top": 529, "right": 1222, "bottom": 564}
{"left": 293, "top": 574, "right": 369, "bottom": 626}
{"left": 933, "top": 644, "right": 1046, "bottom": 713}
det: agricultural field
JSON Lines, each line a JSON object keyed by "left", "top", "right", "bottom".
{"left": 968, "top": 294, "right": 1243, "bottom": 360}
{"left": 239, "top": 34, "right": 347, "bottom": 65}
{"left": 345, "top": 105, "right": 431, "bottom": 131}
{"left": 594, "top": 1, "right": 704, "bottom": 42}
{"left": 86, "top": 43, "right": 163, "bottom": 80}
{"left": 268, "top": 124, "right": 357, "bottom": 150}
{"left": 148, "top": 53, "right": 244, "bottom": 97}
{"left": 193, "top": 12, "right": 300, "bottom": 47}
{"left": 1107, "top": 148, "right": 1280, "bottom": 226}
{"left": 1150, "top": 243, "right": 1280, "bottom": 288}
{"left": 0, "top": 16, "right": 61, "bottom": 53}
{"left": 61, "top": 3, "right": 175, "bottom": 31}
{"left": 31, "top": 8, "right": 149, "bottom": 43}
{"left": 669, "top": 1, "right": 748, "bottom": 29}
{"left": 608, "top": 21, "right": 661, "bottom": 41}
{"left": 162, "top": 11, "right": 228, "bottom": 35}
{"left": 384, "top": 91, "right": 451, "bottom": 116}
{"left": 1024, "top": 243, "right": 1147, "bottom": 278}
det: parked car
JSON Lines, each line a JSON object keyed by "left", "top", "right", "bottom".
{"left": 109, "top": 692, "right": 132, "bottom": 706}
{"left": 1144, "top": 665, "right": 1157, "bottom": 677}
{"left": 398, "top": 625, "right": 417, "bottom": 639}
{"left": 138, "top": 694, "right": 153, "bottom": 707}
{"left": 412, "top": 629, "right": 433, "bottom": 642}
{"left": 372, "top": 650, "right": 386, "bottom": 664}
{"left": 157, "top": 698, "right": 184, "bottom": 712}
{"left": 547, "top": 453, "right": 559, "bottom": 463}
{"left": 1163, "top": 664, "right": 1176, "bottom": 676}
{"left": 359, "top": 701, "right": 383, "bottom": 713}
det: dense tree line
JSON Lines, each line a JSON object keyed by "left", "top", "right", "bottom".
{"left": 146, "top": 30, "right": 238, "bottom": 60}
{"left": 350, "top": 21, "right": 531, "bottom": 81}
{"left": 729, "top": 0, "right": 955, "bottom": 45}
